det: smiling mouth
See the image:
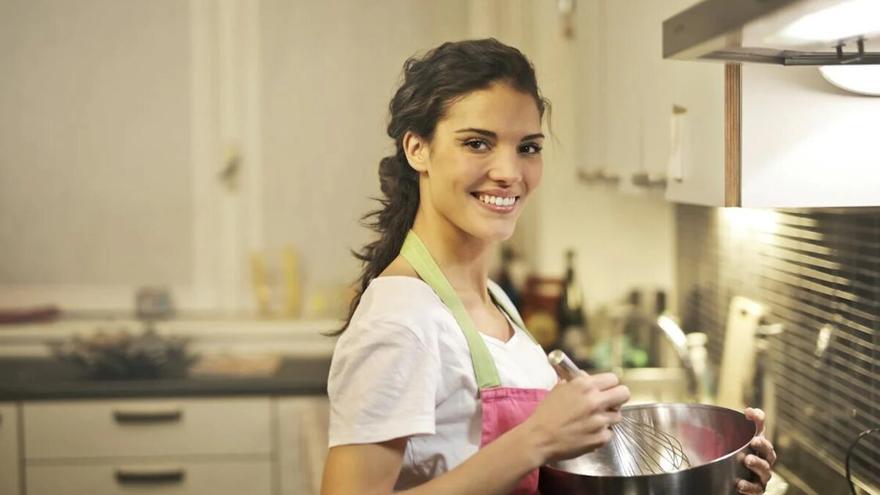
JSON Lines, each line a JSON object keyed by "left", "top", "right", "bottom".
{"left": 471, "top": 192, "right": 520, "bottom": 212}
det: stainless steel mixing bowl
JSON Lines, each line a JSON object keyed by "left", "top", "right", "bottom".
{"left": 539, "top": 403, "right": 758, "bottom": 495}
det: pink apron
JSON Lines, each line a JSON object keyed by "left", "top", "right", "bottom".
{"left": 401, "top": 231, "right": 548, "bottom": 495}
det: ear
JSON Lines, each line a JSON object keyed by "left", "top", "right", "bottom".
{"left": 402, "top": 131, "right": 430, "bottom": 173}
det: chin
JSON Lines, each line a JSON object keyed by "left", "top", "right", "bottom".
{"left": 468, "top": 221, "right": 517, "bottom": 243}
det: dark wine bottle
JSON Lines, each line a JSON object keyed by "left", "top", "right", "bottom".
{"left": 497, "top": 245, "right": 521, "bottom": 311}
{"left": 557, "top": 250, "right": 589, "bottom": 366}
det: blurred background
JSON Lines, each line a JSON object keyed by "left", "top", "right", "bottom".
{"left": 1, "top": 1, "right": 878, "bottom": 494}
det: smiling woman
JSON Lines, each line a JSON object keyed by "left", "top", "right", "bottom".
{"left": 319, "top": 38, "right": 632, "bottom": 495}
{"left": 318, "top": 38, "right": 776, "bottom": 495}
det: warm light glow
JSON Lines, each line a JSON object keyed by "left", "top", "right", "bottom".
{"left": 780, "top": 0, "right": 880, "bottom": 42}
{"left": 819, "top": 65, "right": 880, "bottom": 96}
{"left": 719, "top": 208, "right": 779, "bottom": 238}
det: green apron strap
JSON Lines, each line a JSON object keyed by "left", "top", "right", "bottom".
{"left": 400, "top": 231, "right": 502, "bottom": 389}
{"left": 487, "top": 283, "right": 540, "bottom": 346}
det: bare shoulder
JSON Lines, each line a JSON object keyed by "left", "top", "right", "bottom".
{"left": 378, "top": 255, "right": 418, "bottom": 278}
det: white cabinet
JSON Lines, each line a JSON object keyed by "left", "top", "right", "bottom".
{"left": 667, "top": 62, "right": 880, "bottom": 208}
{"left": 662, "top": 59, "right": 727, "bottom": 206}
{"left": 0, "top": 403, "right": 21, "bottom": 495}
{"left": 277, "top": 397, "right": 329, "bottom": 495}
{"left": 22, "top": 397, "right": 274, "bottom": 495}
{"left": 580, "top": 0, "right": 879, "bottom": 207}
{"left": 26, "top": 461, "right": 272, "bottom": 495}
{"left": 602, "top": 0, "right": 644, "bottom": 191}
{"left": 578, "top": 0, "right": 716, "bottom": 194}
{"left": 23, "top": 398, "right": 271, "bottom": 459}
{"left": 15, "top": 395, "right": 328, "bottom": 495}
{"left": 738, "top": 64, "right": 880, "bottom": 207}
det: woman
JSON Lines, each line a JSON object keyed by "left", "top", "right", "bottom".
{"left": 321, "top": 39, "right": 776, "bottom": 495}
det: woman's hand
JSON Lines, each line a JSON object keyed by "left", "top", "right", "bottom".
{"left": 738, "top": 407, "right": 778, "bottom": 494}
{"left": 522, "top": 372, "right": 630, "bottom": 463}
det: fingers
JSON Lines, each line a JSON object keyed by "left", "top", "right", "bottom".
{"left": 750, "top": 436, "right": 778, "bottom": 467}
{"left": 737, "top": 479, "right": 765, "bottom": 494}
{"left": 744, "top": 407, "right": 766, "bottom": 436}
{"left": 595, "top": 385, "right": 631, "bottom": 412}
{"left": 745, "top": 453, "right": 772, "bottom": 486}
{"left": 588, "top": 372, "right": 620, "bottom": 391}
{"left": 567, "top": 374, "right": 629, "bottom": 414}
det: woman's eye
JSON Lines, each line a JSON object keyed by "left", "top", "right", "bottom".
{"left": 520, "top": 143, "right": 543, "bottom": 154}
{"left": 464, "top": 139, "right": 490, "bottom": 151}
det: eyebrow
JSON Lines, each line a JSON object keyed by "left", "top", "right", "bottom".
{"left": 455, "top": 128, "right": 544, "bottom": 141}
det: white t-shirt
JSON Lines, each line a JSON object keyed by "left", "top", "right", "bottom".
{"left": 327, "top": 276, "right": 557, "bottom": 490}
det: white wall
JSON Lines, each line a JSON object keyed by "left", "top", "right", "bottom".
{"left": 0, "top": 0, "right": 471, "bottom": 313}
{"left": 258, "top": 0, "right": 470, "bottom": 305}
{"left": 0, "top": 0, "right": 193, "bottom": 287}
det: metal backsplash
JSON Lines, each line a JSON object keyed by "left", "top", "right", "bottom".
{"left": 675, "top": 205, "right": 879, "bottom": 494}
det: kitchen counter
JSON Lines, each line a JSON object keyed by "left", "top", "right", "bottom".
{"left": 0, "top": 356, "right": 331, "bottom": 401}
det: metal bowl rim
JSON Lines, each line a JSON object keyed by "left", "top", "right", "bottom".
{"left": 542, "top": 402, "right": 759, "bottom": 480}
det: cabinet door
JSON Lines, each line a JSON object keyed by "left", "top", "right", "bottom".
{"left": 26, "top": 460, "right": 271, "bottom": 495}
{"left": 740, "top": 64, "right": 880, "bottom": 207}
{"left": 0, "top": 403, "right": 21, "bottom": 495}
{"left": 657, "top": 0, "right": 727, "bottom": 206}
{"left": 603, "top": 0, "right": 644, "bottom": 192}
{"left": 641, "top": 0, "right": 674, "bottom": 183}
{"left": 576, "top": 0, "right": 607, "bottom": 176}
{"left": 277, "top": 397, "right": 329, "bottom": 495}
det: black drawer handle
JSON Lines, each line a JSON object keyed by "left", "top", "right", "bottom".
{"left": 115, "top": 467, "right": 185, "bottom": 484}
{"left": 113, "top": 409, "right": 182, "bottom": 423}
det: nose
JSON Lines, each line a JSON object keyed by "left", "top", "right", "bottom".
{"left": 486, "top": 148, "right": 523, "bottom": 185}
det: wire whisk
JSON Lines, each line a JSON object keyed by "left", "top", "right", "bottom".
{"left": 548, "top": 350, "right": 692, "bottom": 475}
{"left": 609, "top": 414, "right": 691, "bottom": 475}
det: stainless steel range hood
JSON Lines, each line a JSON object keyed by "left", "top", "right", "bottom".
{"left": 663, "top": 0, "right": 880, "bottom": 65}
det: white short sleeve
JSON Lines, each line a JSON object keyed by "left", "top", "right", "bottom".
{"left": 327, "top": 317, "right": 441, "bottom": 447}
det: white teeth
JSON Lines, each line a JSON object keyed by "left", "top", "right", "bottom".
{"left": 477, "top": 194, "right": 516, "bottom": 207}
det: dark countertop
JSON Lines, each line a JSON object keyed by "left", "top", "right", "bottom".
{"left": 0, "top": 356, "right": 331, "bottom": 401}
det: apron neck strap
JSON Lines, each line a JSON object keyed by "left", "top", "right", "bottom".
{"left": 400, "top": 231, "right": 501, "bottom": 389}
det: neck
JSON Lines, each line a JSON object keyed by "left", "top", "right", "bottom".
{"left": 411, "top": 210, "right": 494, "bottom": 305}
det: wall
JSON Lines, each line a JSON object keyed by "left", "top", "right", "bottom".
{"left": 677, "top": 205, "right": 879, "bottom": 494}
{"left": 0, "top": 0, "right": 470, "bottom": 313}
{"left": 0, "top": 0, "right": 194, "bottom": 295}
{"left": 258, "top": 0, "right": 470, "bottom": 309}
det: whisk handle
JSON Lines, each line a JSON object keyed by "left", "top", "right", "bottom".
{"left": 548, "top": 349, "right": 586, "bottom": 381}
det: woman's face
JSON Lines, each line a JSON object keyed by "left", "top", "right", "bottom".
{"left": 409, "top": 81, "right": 544, "bottom": 243}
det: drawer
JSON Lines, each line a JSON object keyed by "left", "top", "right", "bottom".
{"left": 0, "top": 403, "right": 21, "bottom": 495}
{"left": 26, "top": 459, "right": 271, "bottom": 495}
{"left": 24, "top": 397, "right": 271, "bottom": 459}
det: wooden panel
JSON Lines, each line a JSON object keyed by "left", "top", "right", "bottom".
{"left": 724, "top": 63, "right": 742, "bottom": 207}
{"left": 26, "top": 460, "right": 271, "bottom": 495}
{"left": 24, "top": 397, "right": 271, "bottom": 459}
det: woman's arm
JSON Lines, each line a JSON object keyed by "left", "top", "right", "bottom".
{"left": 321, "top": 439, "right": 408, "bottom": 495}
{"left": 321, "top": 373, "right": 630, "bottom": 495}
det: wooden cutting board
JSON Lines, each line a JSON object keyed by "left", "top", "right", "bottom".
{"left": 717, "top": 296, "right": 765, "bottom": 410}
